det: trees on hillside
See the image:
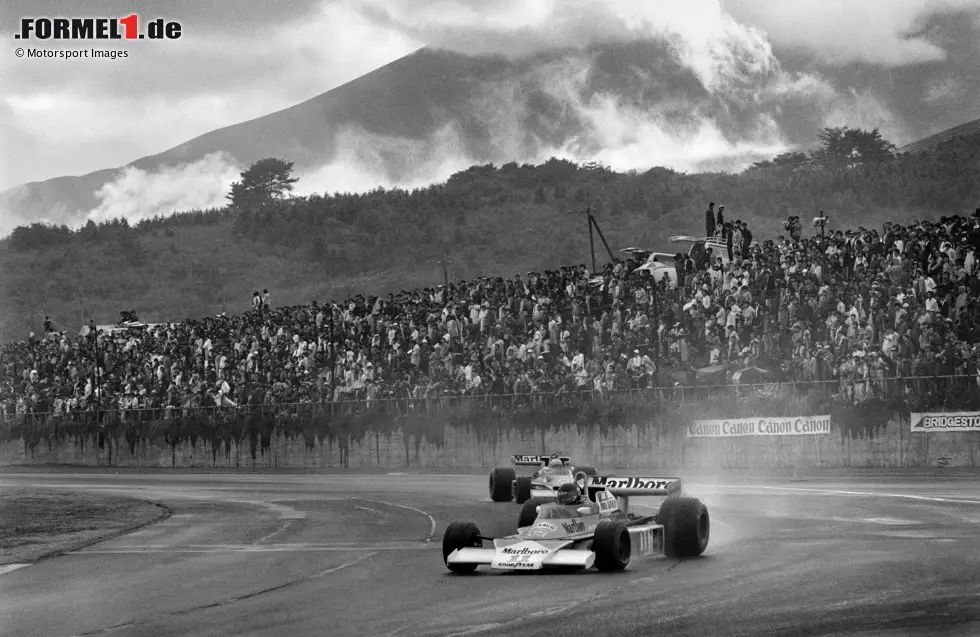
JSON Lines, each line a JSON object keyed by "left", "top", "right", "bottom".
{"left": 751, "top": 151, "right": 810, "bottom": 170}
{"left": 751, "top": 127, "right": 896, "bottom": 171}
{"left": 812, "top": 126, "right": 896, "bottom": 168}
{"left": 226, "top": 158, "right": 299, "bottom": 210}
{"left": 3, "top": 125, "right": 979, "bottom": 341}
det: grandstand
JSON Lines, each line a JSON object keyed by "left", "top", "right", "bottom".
{"left": 3, "top": 211, "right": 980, "bottom": 418}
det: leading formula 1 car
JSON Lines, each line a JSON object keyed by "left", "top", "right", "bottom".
{"left": 488, "top": 453, "right": 599, "bottom": 504}
{"left": 443, "top": 474, "right": 708, "bottom": 574}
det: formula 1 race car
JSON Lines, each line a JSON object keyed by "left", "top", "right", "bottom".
{"left": 443, "top": 474, "right": 708, "bottom": 574}
{"left": 488, "top": 453, "right": 599, "bottom": 504}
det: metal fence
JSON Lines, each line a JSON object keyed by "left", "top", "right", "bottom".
{"left": 3, "top": 374, "right": 979, "bottom": 431}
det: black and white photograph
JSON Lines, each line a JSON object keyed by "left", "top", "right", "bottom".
{"left": 2, "top": 0, "right": 980, "bottom": 635}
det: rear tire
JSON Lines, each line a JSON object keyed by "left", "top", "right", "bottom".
{"left": 489, "top": 467, "right": 516, "bottom": 502}
{"left": 518, "top": 497, "right": 554, "bottom": 528}
{"left": 658, "top": 497, "right": 710, "bottom": 558}
{"left": 442, "top": 521, "right": 483, "bottom": 574}
{"left": 574, "top": 466, "right": 598, "bottom": 476}
{"left": 593, "top": 521, "right": 631, "bottom": 572}
{"left": 515, "top": 476, "right": 532, "bottom": 504}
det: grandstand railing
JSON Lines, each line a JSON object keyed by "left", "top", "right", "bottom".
{"left": 3, "top": 375, "right": 979, "bottom": 430}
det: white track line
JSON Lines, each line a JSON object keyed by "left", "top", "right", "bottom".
{"left": 312, "top": 552, "right": 378, "bottom": 577}
{"left": 701, "top": 484, "right": 980, "bottom": 505}
{"left": 253, "top": 519, "right": 296, "bottom": 545}
{"left": 355, "top": 498, "right": 438, "bottom": 542}
{"left": 75, "top": 543, "right": 429, "bottom": 554}
{"left": 0, "top": 564, "right": 29, "bottom": 577}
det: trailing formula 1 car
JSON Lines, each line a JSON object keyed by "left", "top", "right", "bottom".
{"left": 443, "top": 474, "right": 707, "bottom": 574}
{"left": 488, "top": 453, "right": 599, "bottom": 504}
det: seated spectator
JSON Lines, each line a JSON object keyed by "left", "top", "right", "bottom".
{"left": 6, "top": 212, "right": 980, "bottom": 419}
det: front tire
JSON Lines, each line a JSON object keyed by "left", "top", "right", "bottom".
{"left": 514, "top": 476, "right": 532, "bottom": 504}
{"left": 489, "top": 467, "right": 516, "bottom": 502}
{"left": 593, "top": 520, "right": 631, "bottom": 572}
{"left": 442, "top": 521, "right": 483, "bottom": 574}
{"left": 518, "top": 497, "right": 553, "bottom": 528}
{"left": 658, "top": 497, "right": 710, "bottom": 558}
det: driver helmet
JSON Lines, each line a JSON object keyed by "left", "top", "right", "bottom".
{"left": 548, "top": 458, "right": 564, "bottom": 470}
{"left": 556, "top": 483, "right": 579, "bottom": 505}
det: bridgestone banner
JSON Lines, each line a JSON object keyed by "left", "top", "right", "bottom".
{"left": 910, "top": 412, "right": 980, "bottom": 433}
{"left": 686, "top": 416, "right": 832, "bottom": 438}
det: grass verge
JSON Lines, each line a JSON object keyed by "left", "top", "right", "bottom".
{"left": 0, "top": 489, "right": 170, "bottom": 565}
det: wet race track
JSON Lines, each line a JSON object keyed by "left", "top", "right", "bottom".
{"left": 2, "top": 470, "right": 980, "bottom": 637}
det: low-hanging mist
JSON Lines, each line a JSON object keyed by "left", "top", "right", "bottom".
{"left": 72, "top": 43, "right": 906, "bottom": 228}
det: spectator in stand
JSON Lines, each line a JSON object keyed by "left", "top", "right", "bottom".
{"left": 705, "top": 202, "right": 716, "bottom": 238}
{"left": 6, "top": 212, "right": 980, "bottom": 419}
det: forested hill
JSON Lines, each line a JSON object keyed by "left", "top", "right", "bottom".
{"left": 2, "top": 127, "right": 979, "bottom": 342}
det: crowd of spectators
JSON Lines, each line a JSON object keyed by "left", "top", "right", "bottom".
{"left": 4, "top": 209, "right": 980, "bottom": 418}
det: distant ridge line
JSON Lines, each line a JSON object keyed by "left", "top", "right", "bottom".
{"left": 898, "top": 117, "right": 980, "bottom": 154}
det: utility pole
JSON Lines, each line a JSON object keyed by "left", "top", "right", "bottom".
{"left": 568, "top": 193, "right": 617, "bottom": 273}
{"left": 815, "top": 212, "right": 829, "bottom": 279}
{"left": 438, "top": 246, "right": 452, "bottom": 289}
{"left": 428, "top": 244, "right": 452, "bottom": 288}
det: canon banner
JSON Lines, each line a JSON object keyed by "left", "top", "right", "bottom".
{"left": 910, "top": 412, "right": 980, "bottom": 433}
{"left": 686, "top": 416, "right": 832, "bottom": 438}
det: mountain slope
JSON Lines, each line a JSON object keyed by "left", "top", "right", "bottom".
{"left": 2, "top": 48, "right": 507, "bottom": 229}
{"left": 0, "top": 41, "right": 867, "bottom": 233}
{"left": 898, "top": 117, "right": 980, "bottom": 155}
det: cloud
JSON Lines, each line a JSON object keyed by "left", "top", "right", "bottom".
{"left": 0, "top": 1, "right": 421, "bottom": 190}
{"left": 85, "top": 152, "right": 242, "bottom": 224}
{"left": 723, "top": 0, "right": 980, "bottom": 66}
{"left": 350, "top": 0, "right": 980, "bottom": 69}
{"left": 293, "top": 123, "right": 475, "bottom": 195}
{"left": 352, "top": 0, "right": 783, "bottom": 92}
{"left": 457, "top": 48, "right": 795, "bottom": 173}
{"left": 51, "top": 0, "right": 915, "bottom": 226}
{"left": 924, "top": 74, "right": 965, "bottom": 103}
{"left": 7, "top": 0, "right": 950, "bottom": 233}
{"left": 820, "top": 90, "right": 909, "bottom": 147}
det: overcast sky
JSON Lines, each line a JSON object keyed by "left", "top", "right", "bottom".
{"left": 2, "top": 0, "right": 979, "bottom": 192}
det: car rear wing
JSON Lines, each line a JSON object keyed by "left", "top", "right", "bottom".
{"left": 586, "top": 476, "right": 682, "bottom": 515}
{"left": 512, "top": 454, "right": 571, "bottom": 467}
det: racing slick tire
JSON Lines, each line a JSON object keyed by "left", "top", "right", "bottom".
{"left": 489, "top": 467, "right": 517, "bottom": 502}
{"left": 574, "top": 466, "right": 598, "bottom": 477}
{"left": 443, "top": 521, "right": 483, "bottom": 574}
{"left": 518, "top": 497, "right": 554, "bottom": 528}
{"left": 593, "top": 520, "right": 631, "bottom": 572}
{"left": 515, "top": 476, "right": 533, "bottom": 504}
{"left": 658, "top": 497, "right": 710, "bottom": 559}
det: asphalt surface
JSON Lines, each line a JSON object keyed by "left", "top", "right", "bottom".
{"left": 1, "top": 470, "right": 980, "bottom": 637}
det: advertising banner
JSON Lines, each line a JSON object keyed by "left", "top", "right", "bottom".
{"left": 910, "top": 412, "right": 980, "bottom": 433}
{"left": 685, "top": 415, "right": 832, "bottom": 438}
